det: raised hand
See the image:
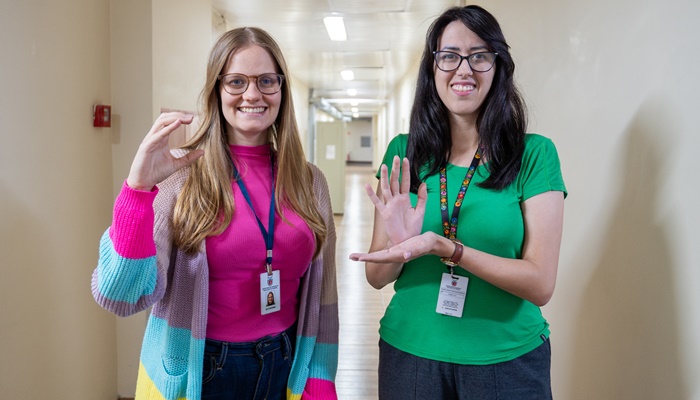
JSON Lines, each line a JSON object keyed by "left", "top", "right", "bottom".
{"left": 126, "top": 112, "right": 205, "bottom": 191}
{"left": 366, "top": 156, "right": 428, "bottom": 246}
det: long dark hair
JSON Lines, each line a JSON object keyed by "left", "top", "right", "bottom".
{"left": 407, "top": 5, "right": 527, "bottom": 191}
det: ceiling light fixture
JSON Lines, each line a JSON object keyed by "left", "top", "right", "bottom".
{"left": 323, "top": 16, "right": 347, "bottom": 41}
{"left": 341, "top": 70, "right": 354, "bottom": 81}
{"left": 351, "top": 107, "right": 359, "bottom": 113}
{"left": 353, "top": 113, "right": 360, "bottom": 118}
{"left": 347, "top": 88, "right": 357, "bottom": 96}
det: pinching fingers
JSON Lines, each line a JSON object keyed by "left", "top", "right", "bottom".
{"left": 150, "top": 112, "right": 193, "bottom": 138}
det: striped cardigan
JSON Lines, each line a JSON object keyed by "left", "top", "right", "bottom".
{"left": 92, "top": 163, "right": 339, "bottom": 400}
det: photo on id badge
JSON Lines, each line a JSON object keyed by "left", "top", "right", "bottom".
{"left": 260, "top": 270, "right": 281, "bottom": 315}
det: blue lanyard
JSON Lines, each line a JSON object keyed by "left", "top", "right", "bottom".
{"left": 232, "top": 151, "right": 275, "bottom": 275}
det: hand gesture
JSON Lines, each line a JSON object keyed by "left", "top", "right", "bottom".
{"left": 126, "top": 112, "right": 205, "bottom": 191}
{"left": 350, "top": 231, "right": 439, "bottom": 263}
{"left": 366, "top": 156, "right": 428, "bottom": 246}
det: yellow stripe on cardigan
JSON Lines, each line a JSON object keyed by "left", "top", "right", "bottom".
{"left": 286, "top": 388, "right": 302, "bottom": 400}
{"left": 134, "top": 362, "right": 188, "bottom": 400}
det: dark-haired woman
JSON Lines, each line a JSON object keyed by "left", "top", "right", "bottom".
{"left": 350, "top": 5, "right": 566, "bottom": 399}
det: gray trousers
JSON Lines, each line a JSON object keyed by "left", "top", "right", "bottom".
{"left": 378, "top": 337, "right": 552, "bottom": 400}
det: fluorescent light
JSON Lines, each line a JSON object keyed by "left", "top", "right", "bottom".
{"left": 350, "top": 101, "right": 359, "bottom": 106}
{"left": 353, "top": 113, "right": 360, "bottom": 118}
{"left": 351, "top": 107, "right": 359, "bottom": 113}
{"left": 341, "top": 70, "right": 354, "bottom": 81}
{"left": 347, "top": 88, "right": 357, "bottom": 96}
{"left": 323, "top": 16, "right": 347, "bottom": 41}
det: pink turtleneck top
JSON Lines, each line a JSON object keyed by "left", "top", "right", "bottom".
{"left": 205, "top": 144, "right": 315, "bottom": 342}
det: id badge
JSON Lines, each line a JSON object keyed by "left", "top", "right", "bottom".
{"left": 260, "top": 270, "right": 281, "bottom": 315}
{"left": 436, "top": 272, "right": 468, "bottom": 317}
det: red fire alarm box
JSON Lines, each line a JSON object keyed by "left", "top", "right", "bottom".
{"left": 93, "top": 105, "right": 111, "bottom": 127}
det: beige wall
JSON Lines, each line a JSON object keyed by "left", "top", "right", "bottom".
{"left": 0, "top": 0, "right": 210, "bottom": 398}
{"left": 0, "top": 0, "right": 117, "bottom": 399}
{"left": 152, "top": 0, "right": 211, "bottom": 117}
{"left": 490, "top": 0, "right": 700, "bottom": 398}
{"left": 383, "top": 0, "right": 700, "bottom": 399}
{"left": 110, "top": 0, "right": 211, "bottom": 396}
{"left": 109, "top": 1, "right": 153, "bottom": 393}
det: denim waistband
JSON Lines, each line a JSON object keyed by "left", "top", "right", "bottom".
{"left": 205, "top": 323, "right": 297, "bottom": 352}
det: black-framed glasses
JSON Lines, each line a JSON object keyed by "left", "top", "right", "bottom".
{"left": 218, "top": 73, "right": 285, "bottom": 95}
{"left": 433, "top": 51, "right": 498, "bottom": 72}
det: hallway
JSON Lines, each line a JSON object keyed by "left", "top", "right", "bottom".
{"left": 333, "top": 164, "right": 394, "bottom": 399}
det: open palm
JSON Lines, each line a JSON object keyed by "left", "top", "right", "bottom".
{"left": 366, "top": 156, "right": 428, "bottom": 246}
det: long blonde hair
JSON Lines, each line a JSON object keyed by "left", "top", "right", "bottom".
{"left": 172, "top": 27, "right": 326, "bottom": 256}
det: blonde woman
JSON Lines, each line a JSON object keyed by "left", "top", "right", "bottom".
{"left": 92, "top": 27, "right": 338, "bottom": 400}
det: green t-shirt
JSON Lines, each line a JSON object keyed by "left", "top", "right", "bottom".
{"left": 378, "top": 133, "right": 567, "bottom": 365}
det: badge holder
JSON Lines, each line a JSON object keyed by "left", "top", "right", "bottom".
{"left": 436, "top": 268, "right": 468, "bottom": 318}
{"left": 436, "top": 241, "right": 468, "bottom": 317}
{"left": 260, "top": 260, "right": 281, "bottom": 315}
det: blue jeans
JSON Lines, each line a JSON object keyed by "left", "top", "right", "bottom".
{"left": 378, "top": 336, "right": 552, "bottom": 400}
{"left": 201, "top": 324, "right": 296, "bottom": 400}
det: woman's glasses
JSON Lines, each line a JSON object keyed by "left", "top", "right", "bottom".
{"left": 218, "top": 73, "right": 285, "bottom": 95}
{"left": 433, "top": 51, "right": 498, "bottom": 72}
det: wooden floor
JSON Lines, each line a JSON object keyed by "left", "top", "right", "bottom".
{"left": 334, "top": 163, "right": 394, "bottom": 400}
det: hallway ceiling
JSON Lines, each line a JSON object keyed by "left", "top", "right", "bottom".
{"left": 213, "top": 0, "right": 458, "bottom": 119}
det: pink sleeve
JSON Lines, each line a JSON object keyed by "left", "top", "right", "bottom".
{"left": 108, "top": 180, "right": 159, "bottom": 259}
{"left": 302, "top": 378, "right": 338, "bottom": 400}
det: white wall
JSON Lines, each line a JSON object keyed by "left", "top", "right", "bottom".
{"left": 346, "top": 119, "right": 373, "bottom": 162}
{"left": 0, "top": 0, "right": 117, "bottom": 399}
{"left": 374, "top": 104, "right": 389, "bottom": 171}
{"left": 290, "top": 76, "right": 311, "bottom": 157}
{"left": 378, "top": 56, "right": 419, "bottom": 169}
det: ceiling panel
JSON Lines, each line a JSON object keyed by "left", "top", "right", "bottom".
{"left": 327, "top": 0, "right": 410, "bottom": 13}
{"left": 212, "top": 0, "right": 457, "bottom": 118}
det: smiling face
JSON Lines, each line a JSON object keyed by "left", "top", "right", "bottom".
{"left": 434, "top": 21, "right": 495, "bottom": 126}
{"left": 220, "top": 45, "right": 282, "bottom": 145}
